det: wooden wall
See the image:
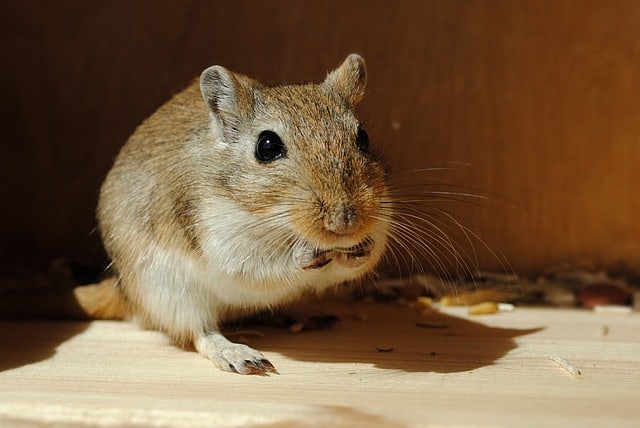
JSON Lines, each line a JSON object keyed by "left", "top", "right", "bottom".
{"left": 1, "top": 0, "right": 639, "bottom": 276}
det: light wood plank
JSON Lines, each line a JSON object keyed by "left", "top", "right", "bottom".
{"left": 1, "top": 302, "right": 638, "bottom": 427}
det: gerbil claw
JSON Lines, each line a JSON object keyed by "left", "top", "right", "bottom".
{"left": 238, "top": 358, "right": 277, "bottom": 375}
{"left": 260, "top": 358, "right": 277, "bottom": 373}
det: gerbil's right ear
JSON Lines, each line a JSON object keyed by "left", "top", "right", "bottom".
{"left": 200, "top": 66, "right": 256, "bottom": 139}
{"left": 323, "top": 53, "right": 367, "bottom": 107}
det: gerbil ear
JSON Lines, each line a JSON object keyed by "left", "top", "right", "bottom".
{"left": 323, "top": 53, "right": 367, "bottom": 106}
{"left": 200, "top": 66, "right": 256, "bottom": 138}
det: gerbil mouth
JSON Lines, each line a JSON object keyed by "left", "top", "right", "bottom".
{"left": 298, "top": 237, "right": 375, "bottom": 270}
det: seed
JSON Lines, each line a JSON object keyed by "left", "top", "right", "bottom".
{"left": 468, "top": 301, "right": 499, "bottom": 315}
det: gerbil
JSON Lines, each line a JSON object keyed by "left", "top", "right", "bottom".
{"left": 90, "top": 54, "right": 391, "bottom": 374}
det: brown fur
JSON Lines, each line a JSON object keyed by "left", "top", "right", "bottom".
{"left": 71, "top": 54, "right": 391, "bottom": 373}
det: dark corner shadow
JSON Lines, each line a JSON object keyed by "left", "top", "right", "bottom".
{"left": 238, "top": 300, "right": 543, "bottom": 374}
{"left": 0, "top": 291, "right": 92, "bottom": 372}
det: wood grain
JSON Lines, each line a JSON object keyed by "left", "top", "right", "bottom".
{"left": 1, "top": 302, "right": 638, "bottom": 427}
{"left": 1, "top": 0, "right": 639, "bottom": 275}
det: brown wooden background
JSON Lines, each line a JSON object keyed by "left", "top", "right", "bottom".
{"left": 1, "top": 0, "right": 639, "bottom": 277}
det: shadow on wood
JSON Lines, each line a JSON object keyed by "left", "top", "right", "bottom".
{"left": 0, "top": 298, "right": 540, "bottom": 375}
{"left": 230, "top": 301, "right": 542, "bottom": 374}
{"left": 0, "top": 320, "right": 90, "bottom": 372}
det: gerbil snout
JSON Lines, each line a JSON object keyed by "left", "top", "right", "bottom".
{"left": 324, "top": 202, "right": 362, "bottom": 236}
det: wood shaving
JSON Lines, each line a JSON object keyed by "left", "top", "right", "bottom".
{"left": 550, "top": 356, "right": 582, "bottom": 377}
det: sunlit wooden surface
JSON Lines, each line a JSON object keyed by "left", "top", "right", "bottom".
{"left": 1, "top": 301, "right": 638, "bottom": 427}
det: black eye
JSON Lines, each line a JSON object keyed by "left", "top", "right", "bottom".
{"left": 355, "top": 126, "right": 369, "bottom": 153}
{"left": 255, "top": 131, "right": 286, "bottom": 163}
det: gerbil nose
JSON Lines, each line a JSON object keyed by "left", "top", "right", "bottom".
{"left": 324, "top": 202, "right": 362, "bottom": 235}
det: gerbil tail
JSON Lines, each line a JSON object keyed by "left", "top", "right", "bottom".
{"left": 0, "top": 277, "right": 128, "bottom": 320}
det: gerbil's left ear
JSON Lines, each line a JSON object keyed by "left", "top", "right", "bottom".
{"left": 323, "top": 53, "right": 367, "bottom": 106}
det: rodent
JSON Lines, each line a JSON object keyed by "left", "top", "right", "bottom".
{"left": 86, "top": 54, "right": 391, "bottom": 375}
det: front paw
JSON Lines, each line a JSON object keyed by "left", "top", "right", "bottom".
{"left": 194, "top": 332, "right": 277, "bottom": 375}
{"left": 216, "top": 343, "right": 276, "bottom": 375}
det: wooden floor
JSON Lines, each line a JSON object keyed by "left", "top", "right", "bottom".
{"left": 1, "top": 300, "right": 638, "bottom": 427}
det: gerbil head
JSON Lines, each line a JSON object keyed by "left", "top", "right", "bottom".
{"left": 199, "top": 54, "right": 390, "bottom": 277}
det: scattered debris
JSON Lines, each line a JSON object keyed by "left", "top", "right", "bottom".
{"left": 3, "top": 258, "right": 639, "bottom": 321}
{"left": 578, "top": 281, "right": 632, "bottom": 309}
{"left": 440, "top": 289, "right": 521, "bottom": 307}
{"left": 543, "top": 267, "right": 604, "bottom": 286}
{"left": 550, "top": 355, "right": 582, "bottom": 377}
{"left": 223, "top": 311, "right": 340, "bottom": 334}
{"left": 541, "top": 286, "right": 577, "bottom": 307}
{"left": 367, "top": 266, "right": 638, "bottom": 314}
